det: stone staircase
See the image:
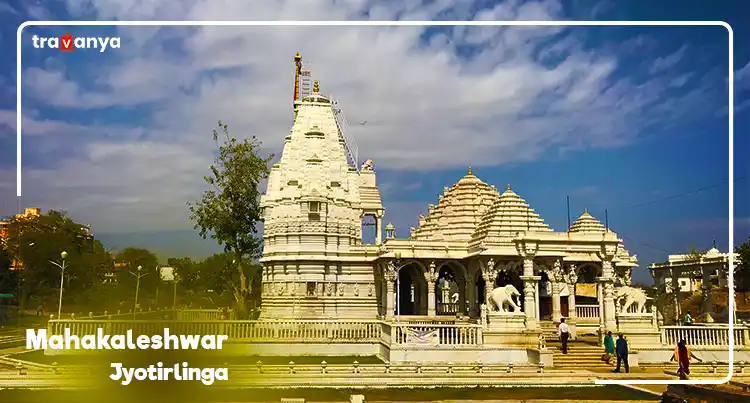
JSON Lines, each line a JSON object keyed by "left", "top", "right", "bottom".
{"left": 550, "top": 340, "right": 614, "bottom": 370}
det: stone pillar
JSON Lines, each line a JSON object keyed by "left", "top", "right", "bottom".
{"left": 375, "top": 212, "right": 383, "bottom": 245}
{"left": 597, "top": 282, "right": 604, "bottom": 329}
{"left": 601, "top": 260, "right": 617, "bottom": 332}
{"left": 466, "top": 272, "right": 476, "bottom": 317}
{"left": 482, "top": 258, "right": 497, "bottom": 307}
{"left": 551, "top": 282, "right": 562, "bottom": 324}
{"left": 566, "top": 265, "right": 578, "bottom": 322}
{"left": 701, "top": 265, "right": 714, "bottom": 322}
{"left": 521, "top": 257, "right": 540, "bottom": 329}
{"left": 425, "top": 261, "right": 438, "bottom": 317}
{"left": 385, "top": 262, "right": 397, "bottom": 320}
{"left": 550, "top": 259, "right": 564, "bottom": 324}
{"left": 670, "top": 269, "right": 681, "bottom": 323}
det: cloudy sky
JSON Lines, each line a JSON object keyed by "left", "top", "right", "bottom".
{"left": 1, "top": 0, "right": 749, "bottom": 284}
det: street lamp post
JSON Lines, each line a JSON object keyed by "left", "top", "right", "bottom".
{"left": 131, "top": 265, "right": 148, "bottom": 319}
{"left": 49, "top": 251, "right": 68, "bottom": 319}
{"left": 173, "top": 274, "right": 179, "bottom": 311}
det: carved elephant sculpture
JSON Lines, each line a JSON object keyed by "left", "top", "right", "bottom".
{"left": 614, "top": 286, "right": 651, "bottom": 314}
{"left": 488, "top": 285, "right": 522, "bottom": 313}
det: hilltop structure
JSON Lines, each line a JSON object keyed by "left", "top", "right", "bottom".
{"left": 259, "top": 54, "right": 639, "bottom": 341}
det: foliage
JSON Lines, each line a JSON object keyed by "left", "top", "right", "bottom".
{"left": 187, "top": 121, "right": 273, "bottom": 315}
{"left": 2, "top": 210, "right": 104, "bottom": 308}
{"left": 735, "top": 235, "right": 750, "bottom": 292}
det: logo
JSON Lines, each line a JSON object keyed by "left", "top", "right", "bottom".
{"left": 31, "top": 33, "right": 121, "bottom": 53}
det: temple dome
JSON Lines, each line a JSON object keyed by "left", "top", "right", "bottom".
{"left": 411, "top": 168, "right": 500, "bottom": 241}
{"left": 569, "top": 210, "right": 606, "bottom": 233}
{"left": 471, "top": 185, "right": 553, "bottom": 244}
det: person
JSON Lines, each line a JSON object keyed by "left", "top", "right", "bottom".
{"left": 603, "top": 331, "right": 615, "bottom": 365}
{"left": 683, "top": 311, "right": 693, "bottom": 325}
{"left": 613, "top": 333, "right": 629, "bottom": 373}
{"left": 558, "top": 317, "right": 570, "bottom": 354}
{"left": 670, "top": 338, "right": 701, "bottom": 380}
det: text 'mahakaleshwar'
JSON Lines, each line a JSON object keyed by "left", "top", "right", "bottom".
{"left": 27, "top": 328, "right": 229, "bottom": 385}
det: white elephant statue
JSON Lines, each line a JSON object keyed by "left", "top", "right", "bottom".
{"left": 488, "top": 285, "right": 522, "bottom": 313}
{"left": 614, "top": 286, "right": 651, "bottom": 313}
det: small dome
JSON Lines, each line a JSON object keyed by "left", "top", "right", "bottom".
{"left": 385, "top": 223, "right": 395, "bottom": 230}
{"left": 569, "top": 209, "right": 606, "bottom": 233}
{"left": 706, "top": 247, "right": 721, "bottom": 256}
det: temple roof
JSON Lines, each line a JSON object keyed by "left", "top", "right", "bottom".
{"left": 411, "top": 169, "right": 500, "bottom": 241}
{"left": 471, "top": 185, "right": 553, "bottom": 244}
{"left": 569, "top": 210, "right": 606, "bottom": 233}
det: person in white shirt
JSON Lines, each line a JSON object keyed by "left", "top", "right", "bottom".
{"left": 558, "top": 317, "right": 570, "bottom": 354}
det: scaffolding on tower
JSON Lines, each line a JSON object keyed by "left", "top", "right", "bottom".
{"left": 330, "top": 96, "right": 359, "bottom": 172}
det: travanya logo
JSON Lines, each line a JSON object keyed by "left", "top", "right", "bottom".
{"left": 32, "top": 33, "right": 121, "bottom": 53}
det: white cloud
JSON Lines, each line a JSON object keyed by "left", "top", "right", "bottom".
{"left": 5, "top": 0, "right": 726, "bottom": 234}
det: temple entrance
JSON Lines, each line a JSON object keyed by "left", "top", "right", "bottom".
{"left": 395, "top": 264, "right": 426, "bottom": 316}
{"left": 539, "top": 272, "right": 552, "bottom": 320}
{"left": 436, "top": 265, "right": 460, "bottom": 315}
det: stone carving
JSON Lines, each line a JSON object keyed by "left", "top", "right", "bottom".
{"left": 488, "top": 285, "right": 522, "bottom": 313}
{"left": 338, "top": 283, "right": 344, "bottom": 296}
{"left": 326, "top": 282, "right": 334, "bottom": 296}
{"left": 425, "top": 261, "right": 438, "bottom": 283}
{"left": 549, "top": 259, "right": 563, "bottom": 283}
{"left": 354, "top": 283, "right": 360, "bottom": 296}
{"left": 368, "top": 283, "right": 374, "bottom": 297}
{"left": 361, "top": 159, "right": 373, "bottom": 172}
{"left": 480, "top": 303, "right": 488, "bottom": 326}
{"left": 613, "top": 286, "right": 652, "bottom": 314}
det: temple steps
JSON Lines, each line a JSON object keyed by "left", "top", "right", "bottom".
{"left": 550, "top": 342, "right": 613, "bottom": 369}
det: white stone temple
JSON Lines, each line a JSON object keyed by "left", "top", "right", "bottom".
{"left": 259, "top": 54, "right": 641, "bottom": 340}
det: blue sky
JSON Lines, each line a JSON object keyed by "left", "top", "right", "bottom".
{"left": 0, "top": 0, "right": 749, "bottom": 285}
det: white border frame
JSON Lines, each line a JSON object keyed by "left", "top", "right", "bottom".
{"left": 16, "top": 20, "right": 735, "bottom": 386}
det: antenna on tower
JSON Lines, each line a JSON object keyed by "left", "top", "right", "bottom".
{"left": 566, "top": 196, "right": 571, "bottom": 231}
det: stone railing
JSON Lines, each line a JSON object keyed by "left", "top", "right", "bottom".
{"left": 48, "top": 319, "right": 384, "bottom": 343}
{"left": 175, "top": 309, "right": 236, "bottom": 321}
{"left": 576, "top": 305, "right": 599, "bottom": 321}
{"left": 437, "top": 302, "right": 459, "bottom": 315}
{"left": 391, "top": 323, "right": 483, "bottom": 346}
{"left": 661, "top": 325, "right": 750, "bottom": 347}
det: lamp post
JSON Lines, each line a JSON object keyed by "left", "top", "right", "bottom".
{"left": 49, "top": 251, "right": 68, "bottom": 319}
{"left": 173, "top": 274, "right": 179, "bottom": 311}
{"left": 131, "top": 265, "right": 148, "bottom": 319}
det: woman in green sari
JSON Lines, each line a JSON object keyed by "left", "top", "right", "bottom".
{"left": 602, "top": 331, "right": 615, "bottom": 365}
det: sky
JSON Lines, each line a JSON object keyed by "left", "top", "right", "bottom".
{"left": 0, "top": 0, "right": 749, "bottom": 285}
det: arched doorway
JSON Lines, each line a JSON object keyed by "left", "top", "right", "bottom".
{"left": 436, "top": 262, "right": 467, "bottom": 316}
{"left": 395, "top": 263, "right": 426, "bottom": 316}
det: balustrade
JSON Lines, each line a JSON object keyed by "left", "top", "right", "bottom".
{"left": 575, "top": 305, "right": 599, "bottom": 321}
{"left": 391, "top": 323, "right": 483, "bottom": 346}
{"left": 661, "top": 325, "right": 749, "bottom": 347}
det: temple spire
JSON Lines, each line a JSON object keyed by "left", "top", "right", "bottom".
{"left": 468, "top": 167, "right": 472, "bottom": 175}
{"left": 313, "top": 80, "right": 320, "bottom": 93}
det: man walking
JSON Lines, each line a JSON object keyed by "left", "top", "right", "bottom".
{"left": 613, "top": 333, "right": 630, "bottom": 373}
{"left": 558, "top": 317, "right": 570, "bottom": 354}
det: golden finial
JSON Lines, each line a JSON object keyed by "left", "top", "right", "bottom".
{"left": 313, "top": 80, "right": 319, "bottom": 93}
{"left": 294, "top": 52, "right": 302, "bottom": 61}
{"left": 507, "top": 184, "right": 511, "bottom": 191}
{"left": 583, "top": 208, "right": 588, "bottom": 214}
{"left": 468, "top": 167, "right": 472, "bottom": 175}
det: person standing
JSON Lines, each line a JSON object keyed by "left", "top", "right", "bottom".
{"left": 603, "top": 331, "right": 615, "bottom": 365}
{"left": 671, "top": 338, "right": 701, "bottom": 379}
{"left": 558, "top": 317, "right": 570, "bottom": 354}
{"left": 613, "top": 333, "right": 630, "bottom": 373}
{"left": 683, "top": 311, "right": 693, "bottom": 326}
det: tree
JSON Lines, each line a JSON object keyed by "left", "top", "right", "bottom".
{"left": 3, "top": 210, "right": 101, "bottom": 309}
{"left": 188, "top": 121, "right": 273, "bottom": 316}
{"left": 114, "top": 247, "right": 161, "bottom": 308}
{"left": 735, "top": 235, "right": 750, "bottom": 292}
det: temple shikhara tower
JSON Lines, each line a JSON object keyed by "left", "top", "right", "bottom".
{"left": 260, "top": 54, "right": 643, "bottom": 344}
{"left": 259, "top": 53, "right": 384, "bottom": 319}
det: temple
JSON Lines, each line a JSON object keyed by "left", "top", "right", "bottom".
{"left": 259, "top": 54, "right": 640, "bottom": 342}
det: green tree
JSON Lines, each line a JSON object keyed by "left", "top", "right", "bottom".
{"left": 114, "top": 247, "right": 161, "bottom": 308}
{"left": 3, "top": 210, "right": 100, "bottom": 309}
{"left": 735, "top": 235, "right": 750, "bottom": 292}
{"left": 188, "top": 121, "right": 273, "bottom": 316}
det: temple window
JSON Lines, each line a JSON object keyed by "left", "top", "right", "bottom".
{"left": 308, "top": 201, "right": 321, "bottom": 221}
{"left": 306, "top": 282, "right": 316, "bottom": 296}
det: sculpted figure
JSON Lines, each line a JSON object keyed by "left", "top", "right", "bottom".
{"left": 613, "top": 285, "right": 652, "bottom": 313}
{"left": 488, "top": 284, "right": 522, "bottom": 313}
{"left": 361, "top": 159, "right": 374, "bottom": 172}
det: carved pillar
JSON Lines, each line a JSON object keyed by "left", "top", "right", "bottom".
{"left": 520, "top": 255, "right": 540, "bottom": 329}
{"left": 384, "top": 262, "right": 397, "bottom": 320}
{"left": 701, "top": 265, "right": 714, "bottom": 322}
{"left": 566, "top": 265, "right": 578, "bottom": 322}
{"left": 670, "top": 269, "right": 681, "bottom": 323}
{"left": 466, "top": 268, "right": 476, "bottom": 317}
{"left": 597, "top": 282, "right": 604, "bottom": 329}
{"left": 425, "top": 261, "right": 438, "bottom": 317}
{"left": 601, "top": 261, "right": 617, "bottom": 332}
{"left": 550, "top": 259, "right": 563, "bottom": 323}
{"left": 481, "top": 258, "right": 497, "bottom": 307}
